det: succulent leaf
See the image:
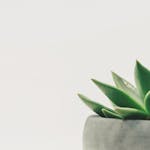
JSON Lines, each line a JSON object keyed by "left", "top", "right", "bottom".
{"left": 144, "top": 91, "right": 150, "bottom": 113}
{"left": 78, "top": 93, "right": 114, "bottom": 117}
{"left": 78, "top": 61, "right": 150, "bottom": 120}
{"left": 135, "top": 60, "right": 150, "bottom": 98}
{"left": 115, "top": 107, "right": 148, "bottom": 119}
{"left": 112, "top": 72, "right": 142, "bottom": 103}
{"left": 91, "top": 79, "right": 144, "bottom": 111}
{"left": 102, "top": 109, "right": 123, "bottom": 119}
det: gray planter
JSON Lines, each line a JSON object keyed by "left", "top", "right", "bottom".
{"left": 83, "top": 115, "right": 150, "bottom": 150}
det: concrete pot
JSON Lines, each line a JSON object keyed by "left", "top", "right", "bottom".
{"left": 83, "top": 115, "right": 150, "bottom": 150}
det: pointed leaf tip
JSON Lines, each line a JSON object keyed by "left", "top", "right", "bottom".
{"left": 78, "top": 93, "right": 104, "bottom": 117}
{"left": 136, "top": 60, "right": 140, "bottom": 65}
{"left": 91, "top": 79, "right": 144, "bottom": 110}
{"left": 77, "top": 93, "right": 83, "bottom": 98}
{"left": 78, "top": 93, "right": 115, "bottom": 117}
{"left": 135, "top": 61, "right": 150, "bottom": 97}
{"left": 111, "top": 71, "right": 142, "bottom": 103}
{"left": 111, "top": 71, "right": 117, "bottom": 77}
{"left": 91, "top": 79, "right": 99, "bottom": 84}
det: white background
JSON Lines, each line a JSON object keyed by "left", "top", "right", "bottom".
{"left": 0, "top": 0, "right": 150, "bottom": 149}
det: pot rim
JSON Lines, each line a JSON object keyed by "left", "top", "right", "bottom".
{"left": 87, "top": 115, "right": 150, "bottom": 122}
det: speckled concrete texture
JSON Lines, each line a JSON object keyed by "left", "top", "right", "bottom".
{"left": 83, "top": 115, "right": 150, "bottom": 150}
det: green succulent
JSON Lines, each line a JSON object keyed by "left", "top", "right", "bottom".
{"left": 78, "top": 61, "right": 150, "bottom": 120}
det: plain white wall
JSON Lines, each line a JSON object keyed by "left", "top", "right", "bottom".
{"left": 0, "top": 0, "right": 150, "bottom": 149}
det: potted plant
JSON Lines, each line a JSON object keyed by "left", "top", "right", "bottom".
{"left": 78, "top": 61, "right": 150, "bottom": 150}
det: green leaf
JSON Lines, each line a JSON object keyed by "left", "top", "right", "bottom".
{"left": 144, "top": 91, "right": 150, "bottom": 113}
{"left": 115, "top": 107, "right": 147, "bottom": 119}
{"left": 102, "top": 108, "right": 122, "bottom": 119}
{"left": 78, "top": 93, "right": 114, "bottom": 117}
{"left": 91, "top": 79, "right": 144, "bottom": 111}
{"left": 112, "top": 72, "right": 143, "bottom": 103}
{"left": 135, "top": 60, "right": 150, "bottom": 98}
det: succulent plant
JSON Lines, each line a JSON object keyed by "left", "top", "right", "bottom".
{"left": 78, "top": 61, "right": 150, "bottom": 120}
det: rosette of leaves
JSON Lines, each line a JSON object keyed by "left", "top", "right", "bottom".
{"left": 78, "top": 61, "right": 150, "bottom": 120}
